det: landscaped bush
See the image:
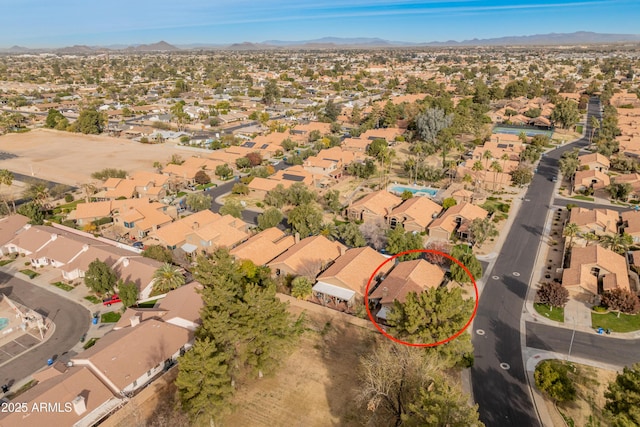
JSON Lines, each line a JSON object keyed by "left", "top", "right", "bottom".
{"left": 593, "top": 305, "right": 608, "bottom": 313}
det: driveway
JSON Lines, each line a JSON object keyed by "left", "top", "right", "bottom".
{"left": 0, "top": 272, "right": 90, "bottom": 390}
{"left": 471, "top": 97, "right": 602, "bottom": 426}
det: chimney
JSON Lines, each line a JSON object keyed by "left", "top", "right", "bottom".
{"left": 72, "top": 395, "right": 86, "bottom": 415}
{"left": 294, "top": 232, "right": 300, "bottom": 244}
{"left": 122, "top": 257, "right": 130, "bottom": 268}
{"left": 339, "top": 245, "right": 346, "bottom": 256}
{"left": 192, "top": 221, "right": 200, "bottom": 230}
{"left": 130, "top": 315, "right": 141, "bottom": 328}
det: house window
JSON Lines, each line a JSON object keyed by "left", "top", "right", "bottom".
{"left": 390, "top": 218, "right": 398, "bottom": 229}
{"left": 275, "top": 269, "right": 281, "bottom": 276}
{"left": 124, "top": 221, "right": 134, "bottom": 229}
{"left": 590, "top": 267, "right": 600, "bottom": 277}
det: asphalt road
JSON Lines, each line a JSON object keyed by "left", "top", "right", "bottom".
{"left": 526, "top": 322, "right": 640, "bottom": 367}
{"left": 0, "top": 272, "right": 90, "bottom": 390}
{"left": 205, "top": 161, "right": 289, "bottom": 226}
{"left": 471, "top": 98, "right": 601, "bottom": 426}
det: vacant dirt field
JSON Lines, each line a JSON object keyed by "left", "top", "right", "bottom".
{"left": 222, "top": 306, "right": 379, "bottom": 427}
{"left": 0, "top": 129, "right": 195, "bottom": 185}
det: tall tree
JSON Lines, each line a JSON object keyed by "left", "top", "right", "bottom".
{"left": 563, "top": 222, "right": 580, "bottom": 249}
{"left": 219, "top": 199, "right": 243, "bottom": 219}
{"left": 185, "top": 193, "right": 212, "bottom": 212}
{"left": 334, "top": 222, "right": 367, "bottom": 247}
{"left": 386, "top": 287, "right": 475, "bottom": 368}
{"left": 550, "top": 100, "right": 580, "bottom": 129}
{"left": 469, "top": 217, "right": 498, "bottom": 247}
{"left": 385, "top": 225, "right": 423, "bottom": 260}
{"left": 176, "top": 337, "right": 234, "bottom": 425}
{"left": 72, "top": 108, "right": 105, "bottom": 134}
{"left": 0, "top": 169, "right": 14, "bottom": 214}
{"left": 262, "top": 79, "right": 281, "bottom": 106}
{"left": 257, "top": 207, "right": 283, "bottom": 230}
{"left": 291, "top": 276, "right": 313, "bottom": 300}
{"left": 601, "top": 288, "right": 640, "bottom": 316}
{"left": 450, "top": 244, "right": 482, "bottom": 283}
{"left": 117, "top": 280, "right": 139, "bottom": 310}
{"left": 599, "top": 233, "right": 633, "bottom": 255}
{"left": 84, "top": 259, "right": 117, "bottom": 295}
{"left": 414, "top": 108, "right": 453, "bottom": 146}
{"left": 534, "top": 360, "right": 576, "bottom": 403}
{"left": 287, "top": 203, "right": 323, "bottom": 238}
{"left": 152, "top": 263, "right": 185, "bottom": 293}
{"left": 589, "top": 116, "right": 601, "bottom": 145}
{"left": 604, "top": 363, "right": 640, "bottom": 426}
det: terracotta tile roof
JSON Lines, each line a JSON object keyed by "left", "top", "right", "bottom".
{"left": 156, "top": 281, "right": 204, "bottom": 326}
{"left": 0, "top": 366, "right": 116, "bottom": 427}
{"left": 113, "top": 256, "right": 163, "bottom": 292}
{"left": 32, "top": 235, "right": 86, "bottom": 264}
{"left": 562, "top": 245, "right": 630, "bottom": 294}
{"left": 574, "top": 169, "right": 610, "bottom": 188}
{"left": 579, "top": 153, "right": 611, "bottom": 168}
{"left": 349, "top": 190, "right": 402, "bottom": 217}
{"left": 316, "top": 247, "right": 393, "bottom": 296}
{"left": 342, "top": 137, "right": 370, "bottom": 150}
{"left": 7, "top": 225, "right": 54, "bottom": 253}
{"left": 113, "top": 307, "right": 166, "bottom": 330}
{"left": 267, "top": 236, "right": 346, "bottom": 277}
{"left": 389, "top": 197, "right": 442, "bottom": 229}
{"left": 570, "top": 207, "right": 619, "bottom": 234}
{"left": 153, "top": 210, "right": 220, "bottom": 247}
{"left": 189, "top": 215, "right": 249, "bottom": 248}
{"left": 369, "top": 259, "right": 445, "bottom": 304}
{"left": 230, "top": 228, "right": 295, "bottom": 265}
{"left": 73, "top": 201, "right": 113, "bottom": 220}
{"left": 71, "top": 319, "right": 192, "bottom": 391}
{"left": 0, "top": 214, "right": 28, "bottom": 246}
{"left": 61, "top": 244, "right": 130, "bottom": 274}
{"left": 622, "top": 211, "right": 640, "bottom": 236}
{"left": 428, "top": 202, "right": 488, "bottom": 234}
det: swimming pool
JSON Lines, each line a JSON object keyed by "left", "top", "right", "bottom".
{"left": 389, "top": 185, "right": 438, "bottom": 197}
{"left": 492, "top": 126, "right": 554, "bottom": 138}
{"left": 0, "top": 318, "right": 9, "bottom": 331}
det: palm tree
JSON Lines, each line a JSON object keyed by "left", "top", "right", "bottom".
{"left": 583, "top": 232, "right": 599, "bottom": 246}
{"left": 490, "top": 161, "right": 503, "bottom": 191}
{"left": 483, "top": 150, "right": 493, "bottom": 170}
{"left": 472, "top": 161, "right": 484, "bottom": 191}
{"left": 600, "top": 233, "right": 633, "bottom": 255}
{"left": 152, "top": 263, "right": 185, "bottom": 293}
{"left": 0, "top": 169, "right": 14, "bottom": 214}
{"left": 501, "top": 153, "right": 510, "bottom": 173}
{"left": 563, "top": 222, "right": 580, "bottom": 249}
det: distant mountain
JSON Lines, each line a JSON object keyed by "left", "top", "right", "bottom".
{"left": 226, "top": 42, "right": 275, "bottom": 51}
{"left": 263, "top": 37, "right": 417, "bottom": 46}
{"left": 56, "top": 45, "right": 97, "bottom": 54}
{"left": 426, "top": 31, "right": 640, "bottom": 46}
{"left": 125, "top": 41, "right": 179, "bottom": 52}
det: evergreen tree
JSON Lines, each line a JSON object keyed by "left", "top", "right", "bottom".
{"left": 257, "top": 207, "right": 283, "bottom": 230}
{"left": 72, "top": 108, "right": 105, "bottom": 134}
{"left": 385, "top": 225, "right": 423, "bottom": 261}
{"left": 450, "top": 245, "right": 482, "bottom": 283}
{"left": 605, "top": 363, "right": 640, "bottom": 426}
{"left": 84, "top": 259, "right": 117, "bottom": 295}
{"left": 287, "top": 203, "right": 323, "bottom": 238}
{"left": 117, "top": 280, "right": 138, "bottom": 310}
{"left": 176, "top": 338, "right": 234, "bottom": 425}
{"left": 534, "top": 360, "right": 576, "bottom": 403}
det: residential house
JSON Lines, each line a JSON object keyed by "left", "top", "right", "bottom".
{"left": 0, "top": 214, "right": 29, "bottom": 256}
{"left": 369, "top": 259, "right": 445, "bottom": 321}
{"left": 152, "top": 210, "right": 220, "bottom": 250}
{"left": 267, "top": 235, "right": 347, "bottom": 278}
{"left": 427, "top": 202, "right": 489, "bottom": 241}
{"left": 569, "top": 207, "right": 619, "bottom": 239}
{"left": 578, "top": 153, "right": 610, "bottom": 172}
{"left": 112, "top": 256, "right": 163, "bottom": 299}
{"left": 183, "top": 214, "right": 250, "bottom": 254}
{"left": 342, "top": 137, "right": 370, "bottom": 153}
{"left": 621, "top": 211, "right": 640, "bottom": 243}
{"left": 70, "top": 319, "right": 193, "bottom": 396}
{"left": 29, "top": 234, "right": 88, "bottom": 268}
{"left": 3, "top": 225, "right": 57, "bottom": 256}
{"left": 313, "top": 247, "right": 393, "bottom": 307}
{"left": 387, "top": 197, "right": 442, "bottom": 233}
{"left": 230, "top": 228, "right": 295, "bottom": 266}
{"left": 60, "top": 244, "right": 131, "bottom": 282}
{"left": 112, "top": 199, "right": 176, "bottom": 241}
{"left": 154, "top": 281, "right": 204, "bottom": 331}
{"left": 248, "top": 166, "right": 317, "bottom": 199}
{"left": 562, "top": 245, "right": 630, "bottom": 295}
{"left": 573, "top": 169, "right": 610, "bottom": 194}
{"left": 345, "top": 190, "right": 402, "bottom": 222}
{"left": 0, "top": 365, "right": 120, "bottom": 427}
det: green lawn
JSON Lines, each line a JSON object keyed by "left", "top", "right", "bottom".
{"left": 51, "top": 281, "right": 73, "bottom": 292}
{"left": 571, "top": 195, "right": 595, "bottom": 201}
{"left": 534, "top": 303, "right": 564, "bottom": 322}
{"left": 592, "top": 311, "right": 640, "bottom": 332}
{"left": 0, "top": 259, "right": 14, "bottom": 266}
{"left": 84, "top": 295, "right": 101, "bottom": 304}
{"left": 137, "top": 299, "right": 158, "bottom": 308}
{"left": 576, "top": 125, "right": 584, "bottom": 134}
{"left": 195, "top": 183, "right": 216, "bottom": 190}
{"left": 100, "top": 311, "right": 122, "bottom": 323}
{"left": 52, "top": 199, "right": 84, "bottom": 214}
{"left": 19, "top": 269, "right": 39, "bottom": 279}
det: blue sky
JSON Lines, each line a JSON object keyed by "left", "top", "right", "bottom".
{"left": 0, "top": 0, "right": 638, "bottom": 47}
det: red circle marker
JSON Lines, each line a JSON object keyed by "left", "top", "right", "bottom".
{"left": 364, "top": 249, "right": 479, "bottom": 347}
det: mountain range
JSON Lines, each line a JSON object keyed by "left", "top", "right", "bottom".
{"left": 2, "top": 32, "right": 640, "bottom": 53}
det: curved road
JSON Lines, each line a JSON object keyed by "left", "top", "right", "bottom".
{"left": 471, "top": 98, "right": 601, "bottom": 426}
{"left": 0, "top": 272, "right": 90, "bottom": 389}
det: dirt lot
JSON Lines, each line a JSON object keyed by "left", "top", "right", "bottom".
{"left": 0, "top": 129, "right": 195, "bottom": 185}
{"left": 542, "top": 362, "right": 617, "bottom": 427}
{"left": 222, "top": 306, "right": 379, "bottom": 427}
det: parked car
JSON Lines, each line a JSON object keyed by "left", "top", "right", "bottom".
{"left": 132, "top": 241, "right": 144, "bottom": 249}
{"left": 103, "top": 295, "right": 122, "bottom": 306}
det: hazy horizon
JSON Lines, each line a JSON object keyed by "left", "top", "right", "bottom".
{"left": 1, "top": 0, "right": 639, "bottom": 48}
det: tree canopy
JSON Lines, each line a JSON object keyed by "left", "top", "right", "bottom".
{"left": 605, "top": 363, "right": 640, "bottom": 426}
{"left": 84, "top": 259, "right": 117, "bottom": 295}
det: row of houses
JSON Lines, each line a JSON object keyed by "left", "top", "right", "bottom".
{"left": 0, "top": 282, "right": 202, "bottom": 427}
{"left": 0, "top": 215, "right": 162, "bottom": 299}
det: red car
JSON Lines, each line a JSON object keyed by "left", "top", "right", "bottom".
{"left": 102, "top": 295, "right": 122, "bottom": 306}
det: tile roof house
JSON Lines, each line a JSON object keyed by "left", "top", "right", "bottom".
{"left": 427, "top": 202, "right": 489, "bottom": 242}
{"left": 152, "top": 210, "right": 220, "bottom": 250}
{"left": 29, "top": 234, "right": 88, "bottom": 268}
{"left": 3, "top": 225, "right": 57, "bottom": 256}
{"left": 569, "top": 207, "right": 619, "bottom": 238}
{"left": 71, "top": 319, "right": 193, "bottom": 395}
{"left": 562, "top": 245, "right": 630, "bottom": 295}
{"left": 387, "top": 197, "right": 442, "bottom": 233}
{"left": 112, "top": 200, "right": 176, "bottom": 240}
{"left": 60, "top": 244, "right": 130, "bottom": 282}
{"left": 573, "top": 169, "right": 610, "bottom": 194}
{"left": 313, "top": 247, "right": 393, "bottom": 306}
{"left": 267, "top": 235, "right": 347, "bottom": 279}
{"left": 154, "top": 281, "right": 204, "bottom": 331}
{"left": 621, "top": 211, "right": 640, "bottom": 243}
{"left": 579, "top": 153, "right": 610, "bottom": 172}
{"left": 247, "top": 166, "right": 317, "bottom": 199}
{"left": 230, "top": 228, "right": 295, "bottom": 266}
{"left": 345, "top": 190, "right": 402, "bottom": 222}
{"left": 184, "top": 214, "right": 250, "bottom": 254}
{"left": 369, "top": 259, "right": 445, "bottom": 320}
{"left": 0, "top": 214, "right": 29, "bottom": 256}
{"left": 112, "top": 256, "right": 163, "bottom": 299}
{"left": 0, "top": 365, "right": 119, "bottom": 427}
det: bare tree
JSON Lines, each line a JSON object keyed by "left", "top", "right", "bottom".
{"left": 359, "top": 218, "right": 388, "bottom": 250}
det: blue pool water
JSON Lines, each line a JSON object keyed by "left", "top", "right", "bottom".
{"left": 389, "top": 185, "right": 438, "bottom": 197}
{"left": 0, "top": 318, "right": 8, "bottom": 331}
